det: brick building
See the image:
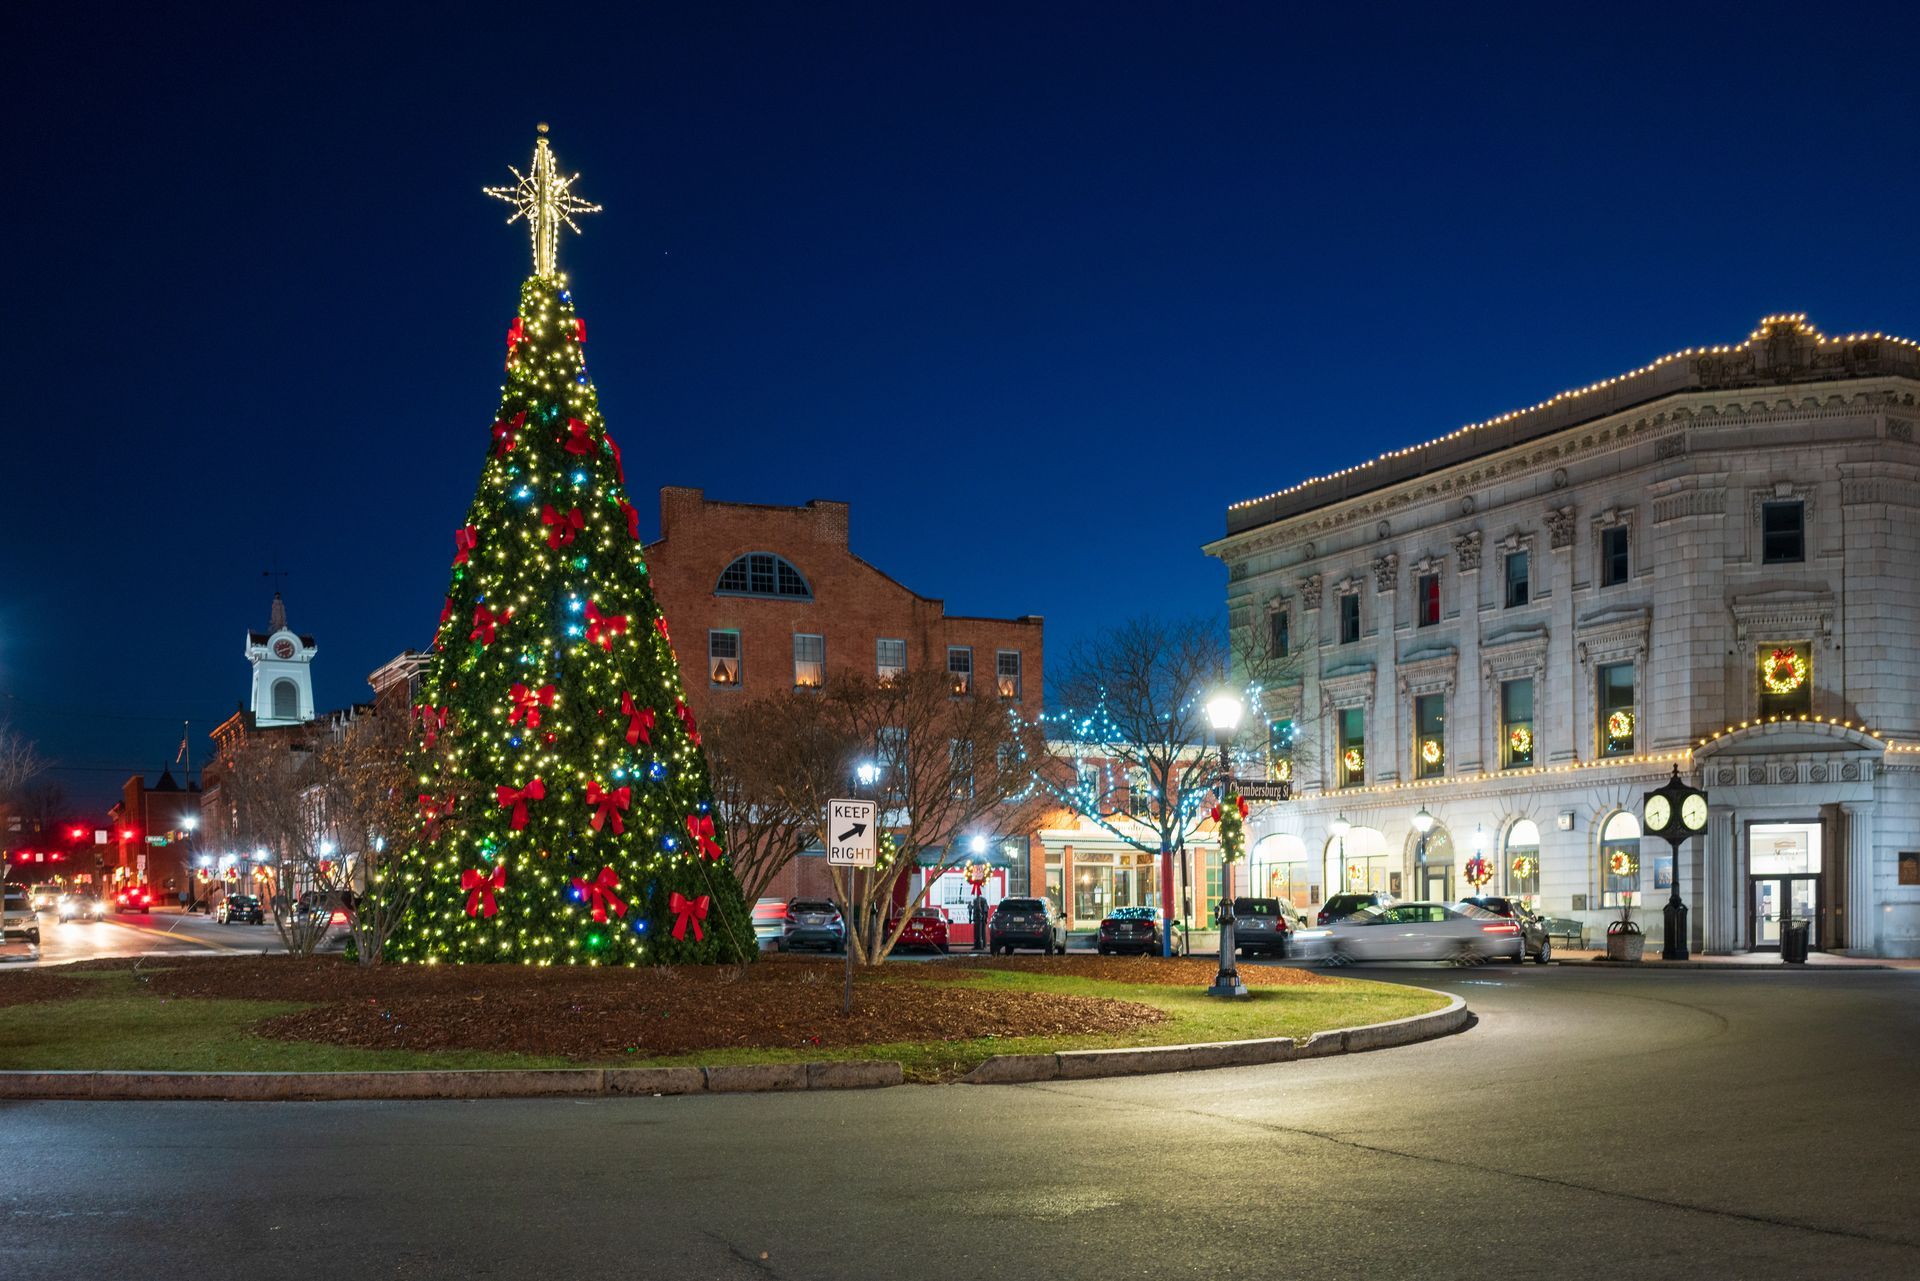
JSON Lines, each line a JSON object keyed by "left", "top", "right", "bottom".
{"left": 643, "top": 486, "right": 1044, "bottom": 902}
{"left": 105, "top": 768, "right": 201, "bottom": 900}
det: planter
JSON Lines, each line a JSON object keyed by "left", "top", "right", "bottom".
{"left": 1605, "top": 920, "right": 1644, "bottom": 962}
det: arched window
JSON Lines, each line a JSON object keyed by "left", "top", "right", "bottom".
{"left": 270, "top": 679, "right": 298, "bottom": 721}
{"left": 1600, "top": 812, "right": 1641, "bottom": 908}
{"left": 715, "top": 553, "right": 812, "bottom": 600}
{"left": 1505, "top": 819, "right": 1541, "bottom": 899}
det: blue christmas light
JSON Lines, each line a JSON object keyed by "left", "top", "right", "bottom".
{"left": 515, "top": 486, "right": 533, "bottom": 502}
{"left": 661, "top": 835, "right": 678, "bottom": 852}
{"left": 509, "top": 736, "right": 522, "bottom": 748}
{"left": 648, "top": 762, "right": 668, "bottom": 782}
{"left": 632, "top": 918, "right": 648, "bottom": 934}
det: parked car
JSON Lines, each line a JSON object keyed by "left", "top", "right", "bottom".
{"left": 2, "top": 884, "right": 40, "bottom": 960}
{"left": 782, "top": 898, "right": 845, "bottom": 952}
{"left": 1456, "top": 895, "right": 1552, "bottom": 963}
{"left": 1317, "top": 891, "right": 1393, "bottom": 925}
{"left": 751, "top": 898, "right": 788, "bottom": 948}
{"left": 217, "top": 894, "right": 266, "bottom": 925}
{"left": 1096, "top": 905, "right": 1162, "bottom": 955}
{"left": 1295, "top": 901, "right": 1525, "bottom": 965}
{"left": 57, "top": 892, "right": 105, "bottom": 922}
{"left": 1229, "top": 896, "right": 1298, "bottom": 957}
{"left": 888, "top": 904, "right": 951, "bottom": 954}
{"left": 113, "top": 884, "right": 154, "bottom": 913}
{"left": 989, "top": 897, "right": 1068, "bottom": 955}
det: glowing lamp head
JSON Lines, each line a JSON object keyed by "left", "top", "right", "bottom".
{"left": 1411, "top": 806, "right": 1435, "bottom": 835}
{"left": 968, "top": 834, "right": 987, "bottom": 855}
{"left": 1205, "top": 692, "right": 1245, "bottom": 736}
{"left": 854, "top": 761, "right": 880, "bottom": 787}
{"left": 181, "top": 816, "right": 198, "bottom": 832}
{"left": 1329, "top": 815, "right": 1351, "bottom": 839}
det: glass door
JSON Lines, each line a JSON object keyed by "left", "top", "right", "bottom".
{"left": 1751, "top": 876, "right": 1821, "bottom": 950}
{"left": 1751, "top": 878, "right": 1782, "bottom": 948}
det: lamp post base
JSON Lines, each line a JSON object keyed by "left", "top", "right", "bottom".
{"left": 1662, "top": 894, "right": 1690, "bottom": 962}
{"left": 1207, "top": 972, "right": 1250, "bottom": 999}
{"left": 1207, "top": 917, "right": 1250, "bottom": 999}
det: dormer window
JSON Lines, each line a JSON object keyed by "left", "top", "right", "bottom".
{"left": 715, "top": 553, "right": 812, "bottom": 599}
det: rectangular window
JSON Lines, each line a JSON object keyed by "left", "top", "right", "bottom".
{"left": 1762, "top": 500, "right": 1805, "bottom": 564}
{"left": 878, "top": 724, "right": 907, "bottom": 778}
{"left": 1501, "top": 678, "right": 1535, "bottom": 768}
{"left": 1338, "top": 707, "right": 1365, "bottom": 788}
{"left": 1203, "top": 849, "right": 1222, "bottom": 920}
{"left": 1601, "top": 526, "right": 1630, "bottom": 587}
{"left": 792, "top": 634, "right": 824, "bottom": 688}
{"left": 876, "top": 638, "right": 906, "bottom": 682}
{"left": 1128, "top": 768, "right": 1151, "bottom": 818}
{"left": 1758, "top": 643, "right": 1813, "bottom": 716}
{"left": 1505, "top": 551, "right": 1530, "bottom": 608}
{"left": 1598, "top": 662, "right": 1634, "bottom": 756}
{"left": 707, "top": 630, "right": 740, "bottom": 686}
{"left": 1269, "top": 609, "right": 1290, "bottom": 657}
{"left": 1339, "top": 594, "right": 1360, "bottom": 644}
{"left": 1414, "top": 693, "right": 1445, "bottom": 779}
{"left": 1267, "top": 719, "right": 1294, "bottom": 784}
{"left": 1417, "top": 574, "right": 1440, "bottom": 627}
{"left": 947, "top": 646, "right": 972, "bottom": 695}
{"left": 996, "top": 650, "right": 1022, "bottom": 700}
{"left": 950, "top": 739, "right": 974, "bottom": 799}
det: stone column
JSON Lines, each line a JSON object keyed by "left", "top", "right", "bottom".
{"left": 1704, "top": 805, "right": 1737, "bottom": 953}
{"left": 1546, "top": 505, "right": 1578, "bottom": 763}
{"left": 1453, "top": 530, "right": 1484, "bottom": 772}
{"left": 1841, "top": 802, "right": 1877, "bottom": 955}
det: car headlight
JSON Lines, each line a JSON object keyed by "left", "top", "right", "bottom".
{"left": 1295, "top": 929, "right": 1333, "bottom": 940}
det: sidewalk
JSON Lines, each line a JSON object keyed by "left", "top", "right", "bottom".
{"left": 1556, "top": 948, "right": 1914, "bottom": 970}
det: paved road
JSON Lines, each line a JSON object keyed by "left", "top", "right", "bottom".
{"left": 5, "top": 966, "right": 1917, "bottom": 1280}
{"left": 11, "top": 908, "right": 282, "bottom": 967}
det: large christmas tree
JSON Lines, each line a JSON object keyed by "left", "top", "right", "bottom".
{"left": 388, "top": 129, "right": 752, "bottom": 965}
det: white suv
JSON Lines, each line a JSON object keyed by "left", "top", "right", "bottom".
{"left": 2, "top": 883, "right": 42, "bottom": 961}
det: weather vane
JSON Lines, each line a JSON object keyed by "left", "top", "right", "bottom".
{"left": 485, "top": 123, "right": 601, "bottom": 277}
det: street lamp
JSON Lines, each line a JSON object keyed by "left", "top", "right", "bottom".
{"left": 1205, "top": 690, "right": 1248, "bottom": 999}
{"left": 1328, "top": 814, "right": 1351, "bottom": 900}
{"left": 1411, "top": 805, "right": 1434, "bottom": 896}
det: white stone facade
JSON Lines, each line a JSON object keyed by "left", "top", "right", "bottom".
{"left": 1208, "top": 316, "right": 1920, "bottom": 956}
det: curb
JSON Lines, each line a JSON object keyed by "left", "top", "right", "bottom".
{"left": 958, "top": 992, "right": 1469, "bottom": 1085}
{"left": 1555, "top": 958, "right": 1893, "bottom": 971}
{"left": 0, "top": 1059, "right": 903, "bottom": 1102}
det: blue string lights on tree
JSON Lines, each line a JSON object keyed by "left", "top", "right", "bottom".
{"left": 386, "top": 128, "right": 752, "bottom": 966}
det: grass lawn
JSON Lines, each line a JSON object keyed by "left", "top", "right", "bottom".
{"left": 0, "top": 965, "right": 1447, "bottom": 1083}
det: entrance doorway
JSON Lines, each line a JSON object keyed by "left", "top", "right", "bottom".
{"left": 1748, "top": 821, "right": 1822, "bottom": 952}
{"left": 1413, "top": 824, "right": 1454, "bottom": 901}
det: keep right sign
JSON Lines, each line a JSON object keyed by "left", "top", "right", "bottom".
{"left": 826, "top": 798, "right": 878, "bottom": 867}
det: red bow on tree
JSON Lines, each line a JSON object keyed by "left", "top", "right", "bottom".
{"left": 438, "top": 596, "right": 453, "bottom": 628}
{"left": 676, "top": 699, "right": 702, "bottom": 747}
{"left": 563, "top": 417, "right": 597, "bottom": 455}
{"left": 491, "top": 410, "right": 525, "bottom": 455}
{"left": 508, "top": 683, "right": 556, "bottom": 727}
{"left": 618, "top": 498, "right": 640, "bottom": 541}
{"left": 453, "top": 527, "right": 478, "bottom": 566}
{"left": 585, "top": 781, "right": 631, "bottom": 834}
{"left": 573, "top": 317, "right": 586, "bottom": 344}
{"left": 685, "top": 813, "right": 722, "bottom": 860}
{"left": 668, "top": 891, "right": 710, "bottom": 941}
{"left": 541, "top": 504, "right": 585, "bottom": 549}
{"left": 462, "top": 863, "right": 506, "bottom": 918}
{"left": 471, "top": 604, "right": 511, "bottom": 645}
{"left": 414, "top": 704, "right": 449, "bottom": 747}
{"left": 1209, "top": 796, "right": 1249, "bottom": 823}
{"left": 418, "top": 793, "right": 455, "bottom": 837}
{"left": 495, "top": 778, "right": 546, "bottom": 830}
{"left": 653, "top": 616, "right": 671, "bottom": 644}
{"left": 620, "top": 691, "right": 654, "bottom": 746}
{"left": 571, "top": 866, "right": 627, "bottom": 923}
{"left": 606, "top": 433, "right": 625, "bottom": 485}
{"left": 506, "top": 316, "right": 524, "bottom": 360}
{"left": 585, "top": 602, "right": 627, "bottom": 651}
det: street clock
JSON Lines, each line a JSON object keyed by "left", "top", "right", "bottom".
{"left": 1642, "top": 766, "right": 1708, "bottom": 845}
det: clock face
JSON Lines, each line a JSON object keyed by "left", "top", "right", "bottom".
{"left": 1643, "top": 794, "right": 1671, "bottom": 833}
{"left": 1681, "top": 794, "right": 1709, "bottom": 832}
{"left": 272, "top": 639, "right": 296, "bottom": 660}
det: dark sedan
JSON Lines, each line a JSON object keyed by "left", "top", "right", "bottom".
{"left": 1456, "top": 895, "right": 1552, "bottom": 963}
{"left": 782, "top": 899, "right": 845, "bottom": 952}
{"left": 989, "top": 897, "right": 1067, "bottom": 955}
{"left": 217, "top": 894, "right": 265, "bottom": 925}
{"left": 1096, "top": 906, "right": 1161, "bottom": 955}
{"left": 1229, "top": 896, "right": 1293, "bottom": 957}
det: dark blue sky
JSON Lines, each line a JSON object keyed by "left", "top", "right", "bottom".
{"left": 6, "top": 2, "right": 1918, "bottom": 807}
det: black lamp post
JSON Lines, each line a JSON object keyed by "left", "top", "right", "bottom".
{"left": 1411, "top": 806, "right": 1433, "bottom": 894}
{"left": 1204, "top": 691, "right": 1249, "bottom": 999}
{"left": 1641, "top": 764, "right": 1709, "bottom": 961}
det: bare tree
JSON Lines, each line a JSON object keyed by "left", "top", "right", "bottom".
{"left": 703, "top": 696, "right": 829, "bottom": 908}
{"left": 315, "top": 706, "right": 435, "bottom": 965}
{"left": 209, "top": 732, "right": 341, "bottom": 957}
{"left": 0, "top": 724, "right": 45, "bottom": 833}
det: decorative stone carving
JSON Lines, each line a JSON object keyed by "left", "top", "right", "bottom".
{"left": 1729, "top": 589, "right": 1835, "bottom": 647}
{"left": 1545, "top": 505, "right": 1576, "bottom": 549}
{"left": 1460, "top": 496, "right": 1476, "bottom": 516}
{"left": 1334, "top": 575, "right": 1364, "bottom": 598}
{"left": 1376, "top": 520, "right": 1391, "bottom": 540}
{"left": 1299, "top": 574, "right": 1323, "bottom": 611}
{"left": 1411, "top": 553, "right": 1444, "bottom": 578}
{"left": 1717, "top": 768, "right": 1736, "bottom": 786}
{"left": 1371, "top": 553, "right": 1400, "bottom": 592}
{"left": 1551, "top": 467, "right": 1568, "bottom": 489}
{"left": 1747, "top": 767, "right": 1766, "bottom": 784}
{"left": 1890, "top": 419, "right": 1914, "bottom": 443}
{"left": 1452, "top": 529, "right": 1482, "bottom": 571}
{"left": 1809, "top": 765, "right": 1827, "bottom": 782}
{"left": 1656, "top": 432, "right": 1687, "bottom": 459}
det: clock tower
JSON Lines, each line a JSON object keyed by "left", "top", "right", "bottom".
{"left": 244, "top": 592, "right": 317, "bottom": 727}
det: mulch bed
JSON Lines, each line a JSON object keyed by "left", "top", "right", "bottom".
{"left": 11, "top": 956, "right": 1168, "bottom": 1061}
{"left": 0, "top": 969, "right": 93, "bottom": 1009}
{"left": 945, "top": 954, "right": 1345, "bottom": 988}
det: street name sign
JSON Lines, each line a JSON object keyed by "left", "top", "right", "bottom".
{"left": 1239, "top": 781, "right": 1293, "bottom": 803}
{"left": 827, "top": 798, "right": 878, "bottom": 867}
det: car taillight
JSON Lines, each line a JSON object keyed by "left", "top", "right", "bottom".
{"left": 1480, "top": 923, "right": 1519, "bottom": 935}
{"left": 330, "top": 911, "right": 348, "bottom": 924}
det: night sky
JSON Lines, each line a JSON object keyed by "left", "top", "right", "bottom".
{"left": 7, "top": 3, "right": 1918, "bottom": 808}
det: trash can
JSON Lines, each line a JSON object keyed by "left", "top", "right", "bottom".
{"left": 1781, "top": 917, "right": 1811, "bottom": 965}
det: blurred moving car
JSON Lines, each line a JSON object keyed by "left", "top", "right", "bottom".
{"left": 782, "top": 898, "right": 846, "bottom": 952}
{"left": 217, "top": 894, "right": 266, "bottom": 925}
{"left": 751, "top": 898, "right": 788, "bottom": 949}
{"left": 1456, "top": 895, "right": 1552, "bottom": 963}
{"left": 1316, "top": 891, "right": 1393, "bottom": 925}
{"left": 2, "top": 884, "right": 40, "bottom": 960}
{"left": 988, "top": 897, "right": 1068, "bottom": 955}
{"left": 888, "top": 904, "right": 951, "bottom": 954}
{"left": 29, "top": 884, "right": 60, "bottom": 911}
{"left": 1096, "top": 905, "right": 1162, "bottom": 955}
{"left": 113, "top": 884, "right": 154, "bottom": 913}
{"left": 1296, "top": 901, "right": 1524, "bottom": 965}
{"left": 57, "top": 892, "right": 106, "bottom": 922}
{"left": 1229, "top": 896, "right": 1295, "bottom": 957}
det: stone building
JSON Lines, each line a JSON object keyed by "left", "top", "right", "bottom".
{"left": 1207, "top": 315, "right": 1920, "bottom": 957}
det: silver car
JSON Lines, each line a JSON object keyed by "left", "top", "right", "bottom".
{"left": 1295, "top": 901, "right": 1524, "bottom": 966}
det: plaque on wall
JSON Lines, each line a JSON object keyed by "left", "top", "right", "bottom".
{"left": 1900, "top": 853, "right": 1920, "bottom": 887}
{"left": 1389, "top": 872, "right": 1403, "bottom": 896}
{"left": 1571, "top": 893, "right": 1588, "bottom": 911}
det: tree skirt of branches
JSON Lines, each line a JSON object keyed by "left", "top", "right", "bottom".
{"left": 90, "top": 957, "right": 1165, "bottom": 1060}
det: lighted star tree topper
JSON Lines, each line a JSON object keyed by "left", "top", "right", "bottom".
{"left": 387, "top": 129, "right": 752, "bottom": 965}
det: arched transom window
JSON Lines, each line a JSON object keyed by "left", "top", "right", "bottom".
{"left": 715, "top": 552, "right": 812, "bottom": 600}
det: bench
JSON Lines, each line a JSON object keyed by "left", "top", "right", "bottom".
{"left": 1542, "top": 918, "right": 1586, "bottom": 948}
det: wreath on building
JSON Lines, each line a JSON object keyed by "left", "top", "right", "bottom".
{"left": 963, "top": 860, "right": 991, "bottom": 893}
{"left": 1606, "top": 710, "right": 1634, "bottom": 743}
{"left": 1464, "top": 855, "right": 1493, "bottom": 888}
{"left": 1762, "top": 647, "right": 1808, "bottom": 695}
{"left": 1510, "top": 853, "right": 1538, "bottom": 881}
{"left": 1343, "top": 747, "right": 1365, "bottom": 774}
{"left": 1507, "top": 725, "right": 1533, "bottom": 757}
{"left": 1607, "top": 849, "right": 1636, "bottom": 878}
{"left": 1272, "top": 758, "right": 1292, "bottom": 782}
{"left": 1420, "top": 739, "right": 1443, "bottom": 766}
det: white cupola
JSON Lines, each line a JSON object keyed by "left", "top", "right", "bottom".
{"left": 245, "top": 593, "right": 317, "bottom": 727}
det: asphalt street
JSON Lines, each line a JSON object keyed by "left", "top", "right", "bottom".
{"left": 5, "top": 965, "right": 1917, "bottom": 1281}
{"left": 14, "top": 908, "right": 282, "bottom": 967}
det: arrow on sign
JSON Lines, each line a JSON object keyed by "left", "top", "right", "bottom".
{"left": 836, "top": 822, "right": 867, "bottom": 843}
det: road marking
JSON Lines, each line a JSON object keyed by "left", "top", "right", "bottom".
{"left": 99, "top": 919, "right": 255, "bottom": 953}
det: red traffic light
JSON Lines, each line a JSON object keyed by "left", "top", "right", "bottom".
{"left": 69, "top": 826, "right": 86, "bottom": 840}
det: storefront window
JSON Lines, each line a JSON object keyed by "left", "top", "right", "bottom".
{"left": 1045, "top": 864, "right": 1063, "bottom": 911}
{"left": 1338, "top": 707, "right": 1365, "bottom": 787}
{"left": 1598, "top": 663, "right": 1634, "bottom": 756}
{"left": 1757, "top": 643, "right": 1812, "bottom": 716}
{"left": 1600, "top": 811, "right": 1641, "bottom": 908}
{"left": 1505, "top": 819, "right": 1541, "bottom": 899}
{"left": 1414, "top": 693, "right": 1445, "bottom": 779}
{"left": 1201, "top": 849, "right": 1222, "bottom": 923}
{"left": 1501, "top": 678, "right": 1535, "bottom": 768}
